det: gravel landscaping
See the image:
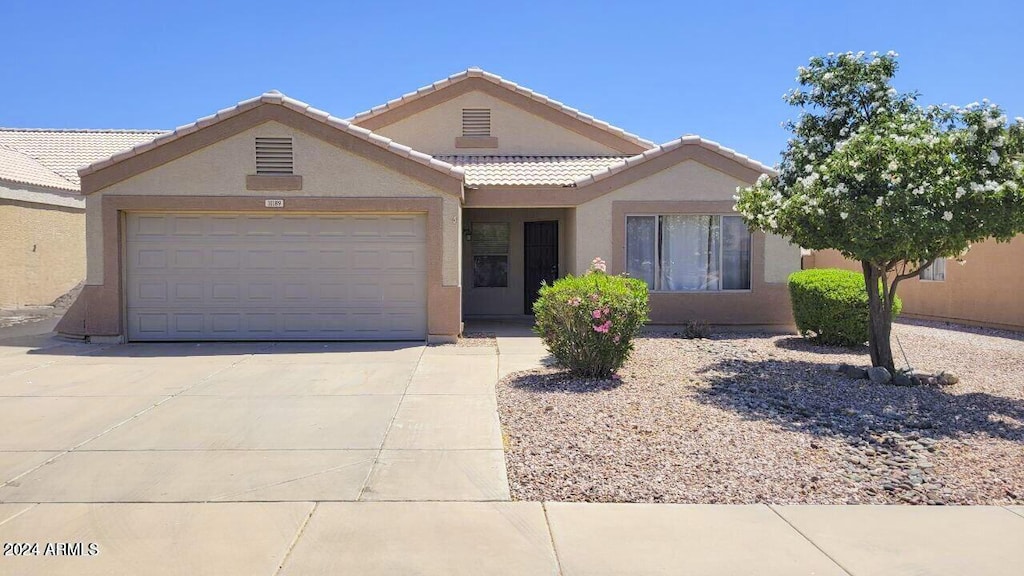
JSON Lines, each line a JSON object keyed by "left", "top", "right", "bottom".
{"left": 496, "top": 319, "right": 1024, "bottom": 505}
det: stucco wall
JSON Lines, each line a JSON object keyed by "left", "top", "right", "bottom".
{"left": 574, "top": 159, "right": 799, "bottom": 328}
{"left": 764, "top": 233, "right": 802, "bottom": 283}
{"left": 462, "top": 208, "right": 568, "bottom": 316}
{"left": 375, "top": 91, "right": 623, "bottom": 156}
{"left": 574, "top": 159, "right": 800, "bottom": 278}
{"left": 86, "top": 121, "right": 462, "bottom": 288}
{"left": 809, "top": 237, "right": 1024, "bottom": 331}
{"left": 0, "top": 199, "right": 85, "bottom": 306}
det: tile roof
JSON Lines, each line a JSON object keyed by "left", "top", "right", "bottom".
{"left": 573, "top": 135, "right": 777, "bottom": 188}
{"left": 349, "top": 68, "right": 655, "bottom": 150}
{"left": 0, "top": 128, "right": 168, "bottom": 186}
{"left": 79, "top": 91, "right": 464, "bottom": 183}
{"left": 0, "top": 144, "right": 77, "bottom": 191}
{"left": 434, "top": 155, "right": 628, "bottom": 187}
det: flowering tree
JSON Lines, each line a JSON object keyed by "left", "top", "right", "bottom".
{"left": 737, "top": 52, "right": 1024, "bottom": 372}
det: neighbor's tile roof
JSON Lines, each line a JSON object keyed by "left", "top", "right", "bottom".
{"left": 79, "top": 91, "right": 464, "bottom": 183}
{"left": 0, "top": 128, "right": 168, "bottom": 186}
{"left": 349, "top": 68, "right": 655, "bottom": 150}
{"left": 573, "top": 135, "right": 777, "bottom": 188}
{"left": 0, "top": 144, "right": 77, "bottom": 191}
{"left": 434, "top": 155, "right": 628, "bottom": 186}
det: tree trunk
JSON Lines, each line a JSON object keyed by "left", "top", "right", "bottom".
{"left": 862, "top": 260, "right": 895, "bottom": 373}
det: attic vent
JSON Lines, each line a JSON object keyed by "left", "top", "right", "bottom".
{"left": 255, "top": 137, "right": 293, "bottom": 175}
{"left": 462, "top": 109, "right": 491, "bottom": 137}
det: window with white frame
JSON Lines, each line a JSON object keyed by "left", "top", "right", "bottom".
{"left": 919, "top": 258, "right": 946, "bottom": 282}
{"left": 626, "top": 215, "right": 752, "bottom": 291}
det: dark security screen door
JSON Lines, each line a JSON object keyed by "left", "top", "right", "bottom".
{"left": 524, "top": 221, "right": 559, "bottom": 314}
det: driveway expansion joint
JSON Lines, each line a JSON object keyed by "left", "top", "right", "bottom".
{"left": 356, "top": 344, "right": 426, "bottom": 501}
{"left": 273, "top": 501, "right": 318, "bottom": 576}
{"left": 0, "top": 343, "right": 275, "bottom": 490}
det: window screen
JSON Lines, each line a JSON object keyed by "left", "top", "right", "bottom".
{"left": 472, "top": 222, "right": 509, "bottom": 287}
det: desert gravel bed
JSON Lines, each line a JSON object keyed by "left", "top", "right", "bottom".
{"left": 496, "top": 320, "right": 1024, "bottom": 505}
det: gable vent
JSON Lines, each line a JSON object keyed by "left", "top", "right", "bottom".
{"left": 255, "top": 137, "right": 294, "bottom": 175}
{"left": 462, "top": 109, "right": 491, "bottom": 137}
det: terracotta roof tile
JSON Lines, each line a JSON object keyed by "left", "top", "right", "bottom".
{"left": 573, "top": 135, "right": 777, "bottom": 188}
{"left": 435, "top": 155, "right": 628, "bottom": 187}
{"left": 78, "top": 92, "right": 464, "bottom": 183}
{"left": 0, "top": 144, "right": 78, "bottom": 191}
{"left": 349, "top": 68, "right": 654, "bottom": 150}
{"left": 0, "top": 129, "right": 168, "bottom": 186}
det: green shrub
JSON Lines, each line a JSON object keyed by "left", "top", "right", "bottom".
{"left": 788, "top": 268, "right": 902, "bottom": 347}
{"left": 533, "top": 258, "right": 650, "bottom": 378}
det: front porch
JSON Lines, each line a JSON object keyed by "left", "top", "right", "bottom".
{"left": 461, "top": 207, "right": 576, "bottom": 318}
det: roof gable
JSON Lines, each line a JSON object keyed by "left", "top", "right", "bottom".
{"left": 79, "top": 92, "right": 464, "bottom": 197}
{"left": 350, "top": 68, "right": 653, "bottom": 155}
{"left": 573, "top": 135, "right": 776, "bottom": 192}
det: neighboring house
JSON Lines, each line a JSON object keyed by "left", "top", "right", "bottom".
{"left": 0, "top": 130, "right": 165, "bottom": 306}
{"left": 55, "top": 68, "right": 801, "bottom": 343}
{"left": 806, "top": 239, "right": 1024, "bottom": 331}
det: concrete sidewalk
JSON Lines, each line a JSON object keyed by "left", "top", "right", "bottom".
{"left": 1, "top": 502, "right": 1022, "bottom": 575}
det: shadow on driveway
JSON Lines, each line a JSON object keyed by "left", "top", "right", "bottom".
{"left": 15, "top": 338, "right": 424, "bottom": 359}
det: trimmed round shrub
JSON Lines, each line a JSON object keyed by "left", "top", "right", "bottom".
{"left": 533, "top": 259, "right": 650, "bottom": 378}
{"left": 789, "top": 268, "right": 902, "bottom": 347}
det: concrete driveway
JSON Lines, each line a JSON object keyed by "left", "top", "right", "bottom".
{"left": 2, "top": 328, "right": 1024, "bottom": 575}
{"left": 0, "top": 334, "right": 509, "bottom": 504}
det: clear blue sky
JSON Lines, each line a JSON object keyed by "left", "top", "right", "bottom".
{"left": 1, "top": 1, "right": 1021, "bottom": 164}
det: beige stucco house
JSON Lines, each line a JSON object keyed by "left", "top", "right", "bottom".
{"left": 807, "top": 238, "right": 1024, "bottom": 332}
{"left": 55, "top": 68, "right": 801, "bottom": 343}
{"left": 0, "top": 130, "right": 164, "bottom": 307}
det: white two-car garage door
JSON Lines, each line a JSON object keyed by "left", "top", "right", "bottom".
{"left": 125, "top": 212, "right": 427, "bottom": 341}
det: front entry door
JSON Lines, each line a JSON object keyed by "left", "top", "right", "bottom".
{"left": 524, "top": 221, "right": 559, "bottom": 314}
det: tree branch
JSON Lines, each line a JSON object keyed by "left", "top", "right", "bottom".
{"left": 893, "top": 258, "right": 934, "bottom": 284}
{"left": 889, "top": 258, "right": 935, "bottom": 303}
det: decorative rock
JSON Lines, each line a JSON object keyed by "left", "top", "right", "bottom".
{"left": 892, "top": 373, "right": 914, "bottom": 386}
{"left": 867, "top": 366, "right": 892, "bottom": 385}
{"left": 839, "top": 364, "right": 869, "bottom": 379}
{"left": 936, "top": 371, "right": 960, "bottom": 386}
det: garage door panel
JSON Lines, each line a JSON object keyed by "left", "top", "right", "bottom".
{"left": 171, "top": 215, "right": 203, "bottom": 236}
{"left": 174, "top": 282, "right": 204, "bottom": 301}
{"left": 126, "top": 213, "right": 427, "bottom": 341}
{"left": 384, "top": 214, "right": 425, "bottom": 238}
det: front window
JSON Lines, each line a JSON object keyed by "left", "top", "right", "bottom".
{"left": 920, "top": 258, "right": 946, "bottom": 282}
{"left": 626, "top": 215, "right": 752, "bottom": 291}
{"left": 471, "top": 222, "right": 509, "bottom": 287}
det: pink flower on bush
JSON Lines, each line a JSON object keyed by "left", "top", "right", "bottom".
{"left": 589, "top": 293, "right": 600, "bottom": 302}
{"left": 592, "top": 309, "right": 603, "bottom": 319}
{"left": 593, "top": 320, "right": 612, "bottom": 333}
{"left": 567, "top": 297, "right": 582, "bottom": 307}
{"left": 590, "top": 257, "right": 607, "bottom": 273}
{"left": 613, "top": 335, "right": 621, "bottom": 343}
{"left": 603, "top": 307, "right": 610, "bottom": 316}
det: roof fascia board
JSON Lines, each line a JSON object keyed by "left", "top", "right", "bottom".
{"left": 353, "top": 76, "right": 649, "bottom": 155}
{"left": 80, "top": 104, "right": 464, "bottom": 198}
{"left": 570, "top": 143, "right": 771, "bottom": 204}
